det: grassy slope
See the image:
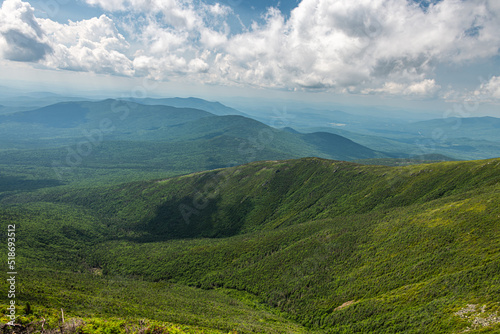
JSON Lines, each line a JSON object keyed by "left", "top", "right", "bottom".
{"left": 0, "top": 270, "right": 307, "bottom": 333}
{"left": 0, "top": 204, "right": 309, "bottom": 333}
{"left": 2, "top": 158, "right": 500, "bottom": 332}
{"left": 354, "top": 154, "right": 457, "bottom": 166}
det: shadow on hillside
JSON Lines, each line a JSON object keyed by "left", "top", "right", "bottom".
{"left": 132, "top": 194, "right": 255, "bottom": 242}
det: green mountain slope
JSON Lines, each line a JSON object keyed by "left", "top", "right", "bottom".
{"left": 2, "top": 157, "right": 500, "bottom": 333}
{"left": 354, "top": 153, "right": 457, "bottom": 166}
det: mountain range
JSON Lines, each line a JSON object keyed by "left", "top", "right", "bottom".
{"left": 0, "top": 99, "right": 390, "bottom": 180}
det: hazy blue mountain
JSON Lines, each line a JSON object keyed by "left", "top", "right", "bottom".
{"left": 0, "top": 94, "right": 95, "bottom": 108}
{"left": 2, "top": 99, "right": 499, "bottom": 161}
{"left": 0, "top": 99, "right": 213, "bottom": 143}
{"left": 0, "top": 99, "right": 212, "bottom": 127}
{"left": 410, "top": 116, "right": 500, "bottom": 142}
{"left": 301, "top": 132, "right": 387, "bottom": 160}
{"left": 239, "top": 105, "right": 416, "bottom": 133}
{"left": 300, "top": 115, "right": 500, "bottom": 160}
{"left": 282, "top": 127, "right": 301, "bottom": 134}
{"left": 299, "top": 126, "right": 416, "bottom": 153}
{"left": 122, "top": 97, "right": 247, "bottom": 116}
{"left": 2, "top": 102, "right": 90, "bottom": 127}
{"left": 0, "top": 99, "right": 389, "bottom": 178}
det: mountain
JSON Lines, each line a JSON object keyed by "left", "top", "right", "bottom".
{"left": 411, "top": 116, "right": 500, "bottom": 142}
{"left": 299, "top": 126, "right": 418, "bottom": 153}
{"left": 122, "top": 97, "right": 247, "bottom": 116}
{"left": 0, "top": 93, "right": 95, "bottom": 108}
{"left": 2, "top": 157, "right": 500, "bottom": 333}
{"left": 302, "top": 119, "right": 500, "bottom": 160}
{"left": 245, "top": 106, "right": 414, "bottom": 134}
{"left": 0, "top": 99, "right": 212, "bottom": 129}
{"left": 1, "top": 101, "right": 91, "bottom": 127}
{"left": 0, "top": 104, "right": 31, "bottom": 115}
{"left": 301, "top": 131, "right": 387, "bottom": 160}
{"left": 0, "top": 100, "right": 389, "bottom": 179}
{"left": 0, "top": 99, "right": 215, "bottom": 148}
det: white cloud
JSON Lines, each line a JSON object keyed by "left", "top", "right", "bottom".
{"left": 83, "top": 0, "right": 229, "bottom": 80}
{"left": 139, "top": 20, "right": 189, "bottom": 54}
{"left": 200, "top": 27, "right": 228, "bottom": 49}
{"left": 188, "top": 57, "right": 209, "bottom": 73}
{"left": 362, "top": 79, "right": 440, "bottom": 97}
{"left": 405, "top": 79, "right": 440, "bottom": 96}
{"left": 39, "top": 14, "right": 134, "bottom": 75}
{"left": 205, "top": 3, "right": 231, "bottom": 17}
{"left": 215, "top": 0, "right": 500, "bottom": 94}
{"left": 1, "top": 0, "right": 500, "bottom": 98}
{"left": 474, "top": 76, "right": 500, "bottom": 100}
{"left": 0, "top": 0, "right": 52, "bottom": 61}
{"left": 86, "top": 0, "right": 203, "bottom": 31}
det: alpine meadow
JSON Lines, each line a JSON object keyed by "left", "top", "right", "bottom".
{"left": 1, "top": 0, "right": 500, "bottom": 333}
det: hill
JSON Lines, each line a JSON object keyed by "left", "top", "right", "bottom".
{"left": 2, "top": 157, "right": 500, "bottom": 333}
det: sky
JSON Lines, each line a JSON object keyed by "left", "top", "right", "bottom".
{"left": 0, "top": 0, "right": 499, "bottom": 116}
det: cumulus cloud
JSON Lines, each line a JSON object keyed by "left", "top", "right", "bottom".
{"left": 362, "top": 79, "right": 440, "bottom": 97}
{"left": 84, "top": 0, "right": 229, "bottom": 79}
{"left": 1, "top": 0, "right": 500, "bottom": 97}
{"left": 0, "top": 0, "right": 132, "bottom": 75}
{"left": 86, "top": 0, "right": 205, "bottom": 31}
{"left": 214, "top": 0, "right": 500, "bottom": 94}
{"left": 39, "top": 15, "right": 134, "bottom": 75}
{"left": 0, "top": 0, "right": 52, "bottom": 61}
{"left": 474, "top": 76, "right": 500, "bottom": 101}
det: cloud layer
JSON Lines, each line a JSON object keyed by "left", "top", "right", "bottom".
{"left": 1, "top": 0, "right": 499, "bottom": 98}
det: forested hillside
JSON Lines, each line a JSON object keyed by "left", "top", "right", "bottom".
{"left": 2, "top": 157, "right": 500, "bottom": 333}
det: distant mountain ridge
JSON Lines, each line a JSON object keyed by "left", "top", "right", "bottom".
{"left": 411, "top": 116, "right": 500, "bottom": 142}
{"left": 122, "top": 97, "right": 247, "bottom": 116}
{"left": 0, "top": 99, "right": 389, "bottom": 164}
{"left": 0, "top": 99, "right": 213, "bottom": 128}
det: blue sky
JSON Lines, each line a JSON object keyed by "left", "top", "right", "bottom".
{"left": 0, "top": 0, "right": 499, "bottom": 115}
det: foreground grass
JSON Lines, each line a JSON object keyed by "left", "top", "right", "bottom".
{"left": 0, "top": 269, "right": 309, "bottom": 334}
{"left": 1, "top": 304, "right": 229, "bottom": 334}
